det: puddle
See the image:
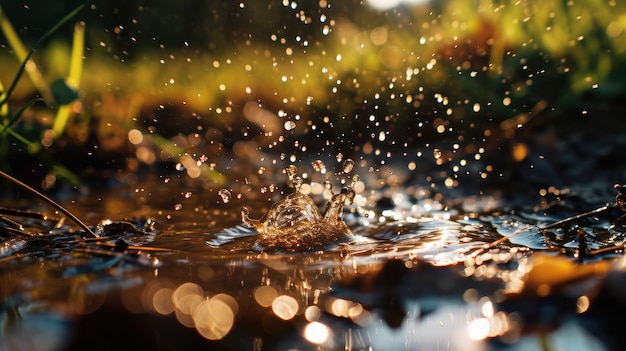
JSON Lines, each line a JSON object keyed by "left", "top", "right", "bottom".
{"left": 1, "top": 168, "right": 625, "bottom": 351}
{"left": 2, "top": 0, "right": 626, "bottom": 350}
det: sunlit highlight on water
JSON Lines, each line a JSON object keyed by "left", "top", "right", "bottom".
{"left": 193, "top": 298, "right": 235, "bottom": 340}
{"left": 577, "top": 295, "right": 590, "bottom": 313}
{"left": 301, "top": 306, "right": 320, "bottom": 324}
{"left": 366, "top": 0, "right": 430, "bottom": 10}
{"left": 152, "top": 288, "right": 175, "bottom": 315}
{"left": 467, "top": 312, "right": 512, "bottom": 341}
{"left": 272, "top": 295, "right": 299, "bottom": 320}
{"left": 254, "top": 285, "right": 278, "bottom": 307}
{"left": 303, "top": 321, "right": 331, "bottom": 345}
{"left": 467, "top": 318, "right": 491, "bottom": 340}
{"left": 142, "top": 280, "right": 239, "bottom": 340}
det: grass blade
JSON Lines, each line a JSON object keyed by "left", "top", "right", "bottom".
{"left": 0, "top": 1, "right": 87, "bottom": 107}
{"left": 53, "top": 21, "right": 85, "bottom": 136}
{"left": 0, "top": 4, "right": 53, "bottom": 104}
{"left": 0, "top": 98, "right": 40, "bottom": 135}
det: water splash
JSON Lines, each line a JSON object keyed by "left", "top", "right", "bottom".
{"left": 241, "top": 166, "right": 356, "bottom": 251}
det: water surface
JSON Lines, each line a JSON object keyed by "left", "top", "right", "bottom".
{"left": 2, "top": 168, "right": 625, "bottom": 351}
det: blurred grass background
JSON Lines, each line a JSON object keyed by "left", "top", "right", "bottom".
{"left": 1, "top": 0, "right": 626, "bottom": 191}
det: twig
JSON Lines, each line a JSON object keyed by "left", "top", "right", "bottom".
{"left": 469, "top": 203, "right": 618, "bottom": 258}
{"left": 540, "top": 203, "right": 616, "bottom": 230}
{"left": 0, "top": 226, "right": 34, "bottom": 238}
{"left": 94, "top": 242, "right": 175, "bottom": 253}
{"left": 588, "top": 245, "right": 626, "bottom": 256}
{"left": 0, "top": 253, "right": 21, "bottom": 264}
{"left": 0, "top": 207, "right": 54, "bottom": 221}
{"left": 0, "top": 170, "right": 98, "bottom": 238}
{"left": 470, "top": 224, "right": 536, "bottom": 257}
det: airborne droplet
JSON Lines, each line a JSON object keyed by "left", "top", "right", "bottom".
{"left": 284, "top": 121, "right": 296, "bottom": 131}
{"left": 286, "top": 165, "right": 298, "bottom": 179}
{"left": 433, "top": 148, "right": 442, "bottom": 160}
{"left": 292, "top": 176, "right": 304, "bottom": 191}
{"left": 351, "top": 174, "right": 360, "bottom": 184}
{"left": 218, "top": 189, "right": 232, "bottom": 203}
{"left": 312, "top": 160, "right": 325, "bottom": 172}
{"left": 342, "top": 159, "right": 354, "bottom": 173}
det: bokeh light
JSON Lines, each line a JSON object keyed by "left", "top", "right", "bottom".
{"left": 193, "top": 298, "right": 235, "bottom": 340}
{"left": 303, "top": 321, "right": 331, "bottom": 345}
{"left": 271, "top": 295, "right": 299, "bottom": 320}
{"left": 254, "top": 285, "right": 278, "bottom": 307}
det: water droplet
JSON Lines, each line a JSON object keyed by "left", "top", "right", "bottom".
{"left": 312, "top": 160, "right": 325, "bottom": 172}
{"left": 184, "top": 191, "right": 192, "bottom": 199}
{"left": 292, "top": 176, "right": 304, "bottom": 191}
{"left": 218, "top": 189, "right": 232, "bottom": 203}
{"left": 174, "top": 203, "right": 183, "bottom": 210}
{"left": 284, "top": 121, "right": 296, "bottom": 131}
{"left": 342, "top": 159, "right": 354, "bottom": 173}
{"left": 175, "top": 163, "right": 185, "bottom": 171}
{"left": 351, "top": 174, "right": 360, "bottom": 185}
{"left": 286, "top": 165, "right": 298, "bottom": 179}
{"left": 433, "top": 148, "right": 442, "bottom": 160}
{"left": 336, "top": 153, "right": 343, "bottom": 162}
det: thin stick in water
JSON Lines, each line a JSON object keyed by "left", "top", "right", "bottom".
{"left": 0, "top": 170, "right": 98, "bottom": 238}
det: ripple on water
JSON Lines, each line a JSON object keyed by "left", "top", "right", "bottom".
{"left": 206, "top": 225, "right": 257, "bottom": 246}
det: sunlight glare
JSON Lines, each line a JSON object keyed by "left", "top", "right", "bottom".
{"left": 366, "top": 0, "right": 430, "bottom": 11}
{"left": 272, "top": 295, "right": 299, "bottom": 320}
{"left": 467, "top": 318, "right": 490, "bottom": 340}
{"left": 303, "top": 321, "right": 331, "bottom": 344}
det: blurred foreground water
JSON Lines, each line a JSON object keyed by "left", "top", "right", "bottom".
{"left": 2, "top": 158, "right": 626, "bottom": 351}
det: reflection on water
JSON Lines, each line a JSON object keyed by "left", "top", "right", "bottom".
{"left": 2, "top": 0, "right": 626, "bottom": 349}
{"left": 1, "top": 172, "right": 626, "bottom": 351}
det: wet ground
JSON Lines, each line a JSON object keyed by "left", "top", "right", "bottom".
{"left": 2, "top": 155, "right": 626, "bottom": 351}
{"left": 2, "top": 1, "right": 626, "bottom": 349}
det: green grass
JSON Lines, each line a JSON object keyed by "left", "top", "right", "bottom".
{"left": 1, "top": 0, "right": 626, "bottom": 185}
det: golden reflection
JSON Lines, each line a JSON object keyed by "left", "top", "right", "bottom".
{"left": 576, "top": 295, "right": 590, "bottom": 313}
{"left": 152, "top": 287, "right": 175, "bottom": 315}
{"left": 254, "top": 285, "right": 278, "bottom": 307}
{"left": 176, "top": 294, "right": 204, "bottom": 317}
{"left": 193, "top": 298, "right": 235, "bottom": 340}
{"left": 479, "top": 297, "right": 494, "bottom": 317}
{"left": 303, "top": 321, "right": 331, "bottom": 345}
{"left": 272, "top": 295, "right": 299, "bottom": 320}
{"left": 144, "top": 279, "right": 239, "bottom": 340}
{"left": 305, "top": 305, "right": 322, "bottom": 321}
{"left": 172, "top": 282, "right": 203, "bottom": 311}
{"left": 127, "top": 129, "right": 143, "bottom": 145}
{"left": 213, "top": 293, "right": 240, "bottom": 316}
{"left": 175, "top": 306, "right": 196, "bottom": 328}
{"left": 467, "top": 312, "right": 511, "bottom": 341}
{"left": 467, "top": 317, "right": 490, "bottom": 340}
